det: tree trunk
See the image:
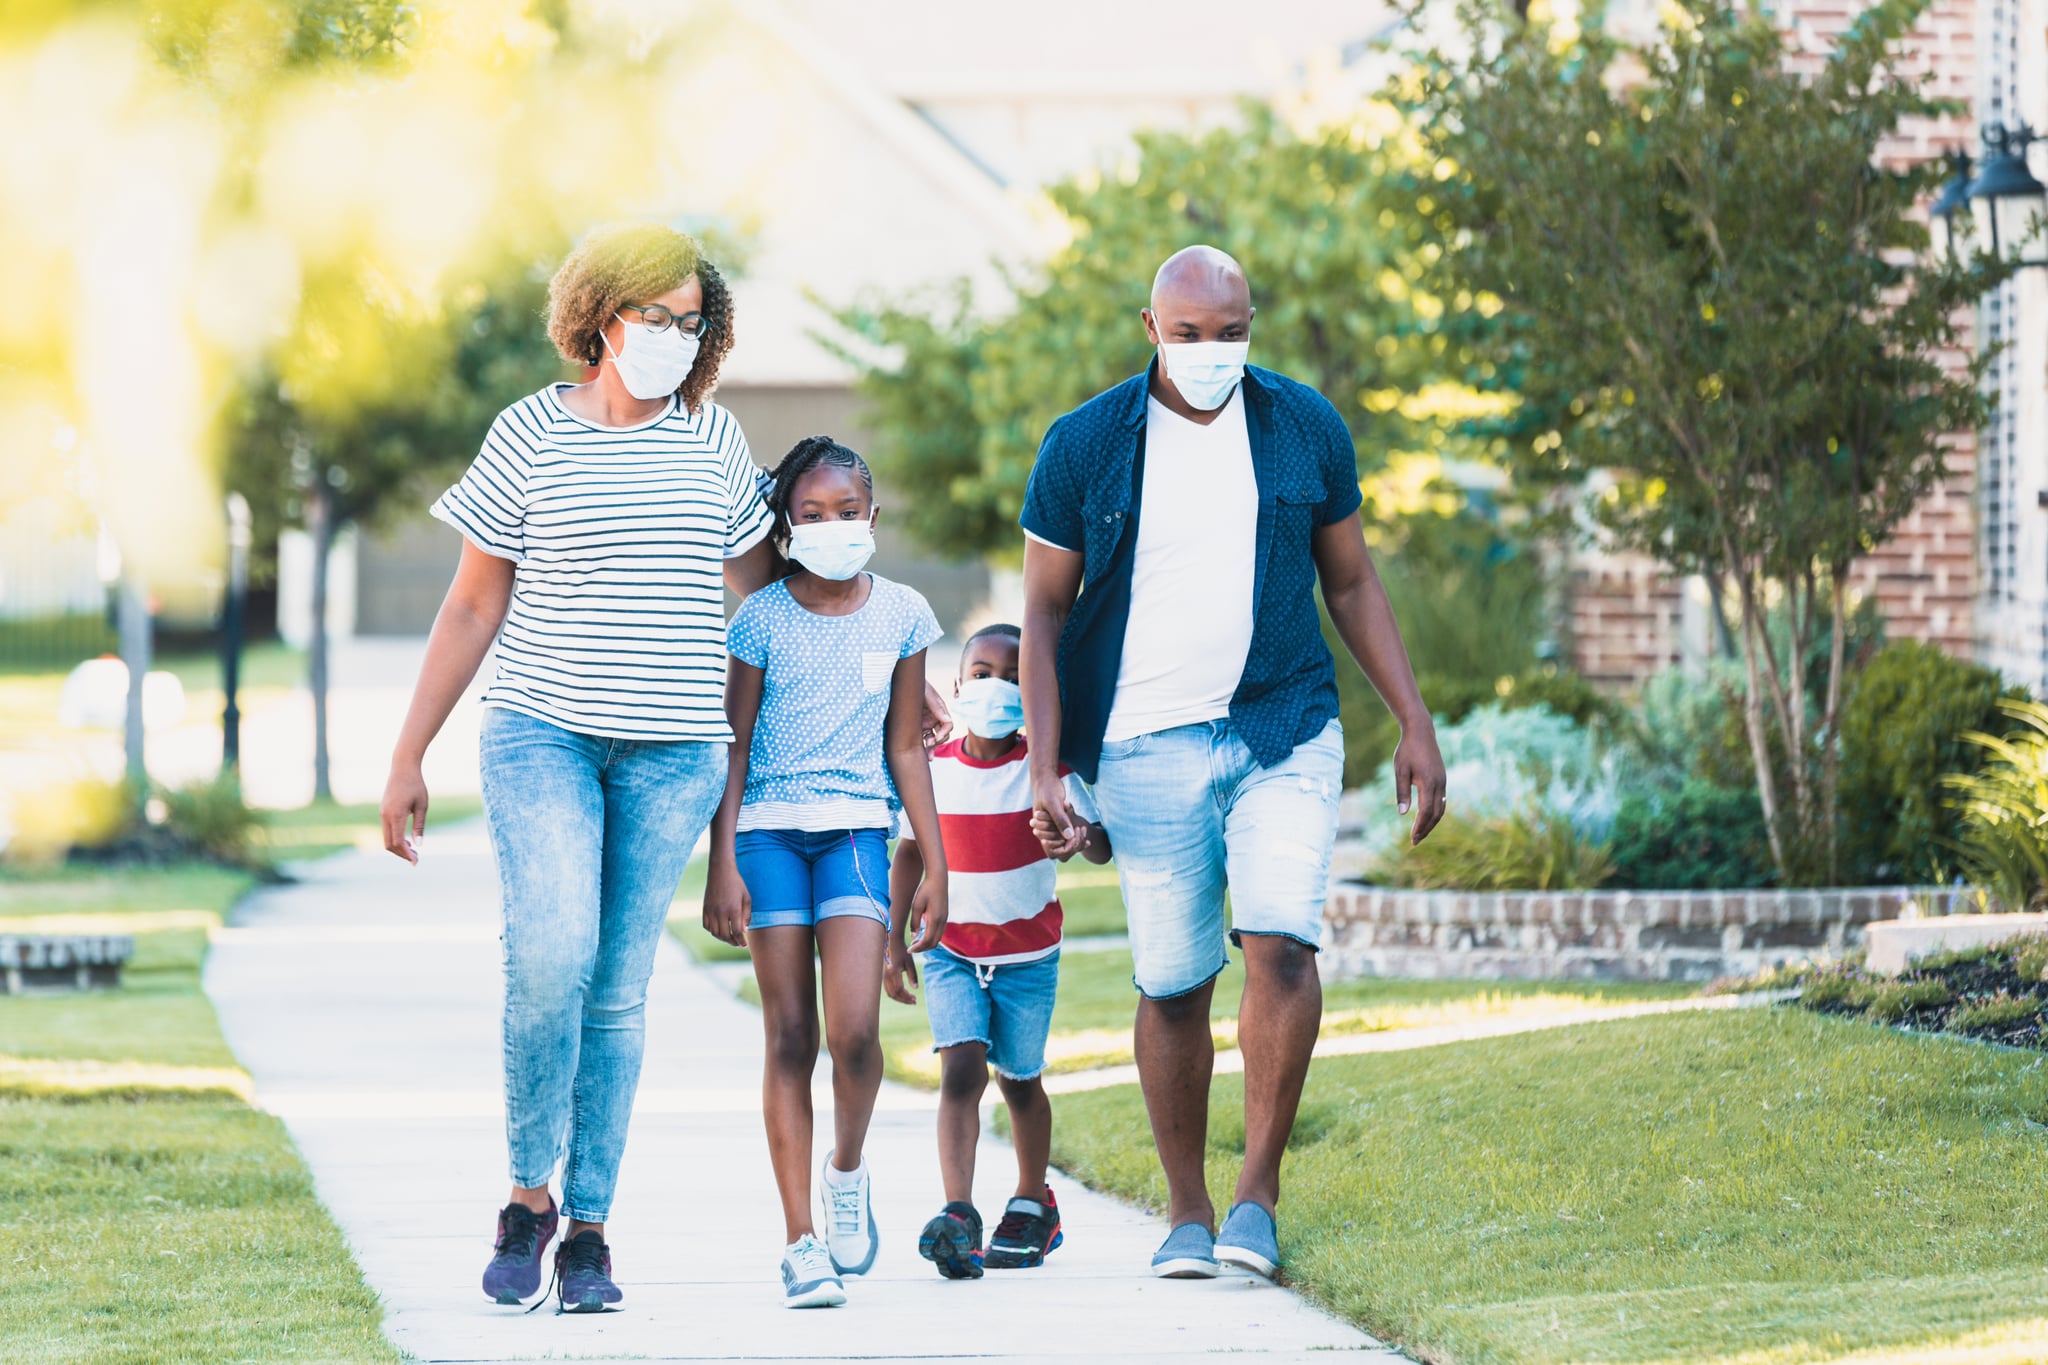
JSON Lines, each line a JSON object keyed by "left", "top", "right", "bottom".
{"left": 1819, "top": 570, "right": 1848, "bottom": 882}
{"left": 117, "top": 573, "right": 150, "bottom": 809}
{"left": 1733, "top": 593, "right": 1789, "bottom": 874}
{"left": 308, "top": 479, "right": 335, "bottom": 805}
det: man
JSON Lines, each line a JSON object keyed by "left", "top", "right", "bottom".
{"left": 1019, "top": 245, "right": 1448, "bottom": 1281}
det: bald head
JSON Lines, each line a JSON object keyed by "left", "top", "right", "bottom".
{"left": 1150, "top": 245, "right": 1250, "bottom": 313}
{"left": 1143, "top": 245, "right": 1254, "bottom": 352}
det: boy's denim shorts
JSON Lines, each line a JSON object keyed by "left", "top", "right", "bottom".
{"left": 921, "top": 944, "right": 1061, "bottom": 1081}
{"left": 1088, "top": 717, "right": 1343, "bottom": 1000}
{"left": 736, "top": 827, "right": 891, "bottom": 931}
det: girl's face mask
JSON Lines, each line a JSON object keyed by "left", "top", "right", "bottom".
{"left": 786, "top": 514, "right": 876, "bottom": 580}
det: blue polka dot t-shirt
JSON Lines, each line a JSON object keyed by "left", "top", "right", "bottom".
{"left": 728, "top": 574, "right": 943, "bottom": 833}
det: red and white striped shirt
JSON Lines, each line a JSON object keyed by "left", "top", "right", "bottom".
{"left": 906, "top": 735, "right": 1096, "bottom": 965}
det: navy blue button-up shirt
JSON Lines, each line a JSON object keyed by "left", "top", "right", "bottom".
{"left": 1020, "top": 363, "right": 1363, "bottom": 783}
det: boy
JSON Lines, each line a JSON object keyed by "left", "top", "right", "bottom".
{"left": 886, "top": 623, "right": 1112, "bottom": 1279}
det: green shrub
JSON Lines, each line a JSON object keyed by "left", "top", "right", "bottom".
{"left": 1839, "top": 640, "right": 2018, "bottom": 883}
{"left": 1606, "top": 780, "right": 1773, "bottom": 890}
{"left": 1800, "top": 969, "right": 1877, "bottom": 1011}
{"left": 1867, "top": 978, "right": 1952, "bottom": 1023}
{"left": 1947, "top": 699, "right": 2048, "bottom": 911}
{"left": 162, "top": 772, "right": 267, "bottom": 867}
{"left": 1946, "top": 991, "right": 2042, "bottom": 1033}
{"left": 2011, "top": 935, "right": 2048, "bottom": 985}
{"left": 1909, "top": 941, "right": 1993, "bottom": 974}
{"left": 1369, "top": 803, "right": 1614, "bottom": 891}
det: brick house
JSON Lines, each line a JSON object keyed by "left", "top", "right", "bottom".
{"left": 1566, "top": 0, "right": 2048, "bottom": 692}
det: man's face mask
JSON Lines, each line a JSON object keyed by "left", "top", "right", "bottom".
{"left": 1158, "top": 339, "right": 1248, "bottom": 411}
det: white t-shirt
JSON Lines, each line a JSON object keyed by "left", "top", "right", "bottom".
{"left": 431, "top": 384, "right": 772, "bottom": 741}
{"left": 1100, "top": 388, "right": 1258, "bottom": 743}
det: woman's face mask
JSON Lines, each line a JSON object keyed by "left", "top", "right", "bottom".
{"left": 602, "top": 312, "right": 699, "bottom": 400}
{"left": 953, "top": 676, "right": 1024, "bottom": 739}
{"left": 786, "top": 514, "right": 876, "bottom": 580}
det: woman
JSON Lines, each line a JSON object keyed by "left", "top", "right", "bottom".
{"left": 380, "top": 222, "right": 779, "bottom": 1314}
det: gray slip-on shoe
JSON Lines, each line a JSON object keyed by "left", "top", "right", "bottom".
{"left": 1151, "top": 1221, "right": 1219, "bottom": 1279}
{"left": 1214, "top": 1200, "right": 1279, "bottom": 1279}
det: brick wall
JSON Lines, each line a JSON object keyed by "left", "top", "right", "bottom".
{"left": 1566, "top": 0, "right": 1982, "bottom": 686}
{"left": 1320, "top": 884, "right": 1974, "bottom": 983}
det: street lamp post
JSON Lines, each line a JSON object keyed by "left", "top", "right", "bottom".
{"left": 221, "top": 492, "right": 251, "bottom": 772}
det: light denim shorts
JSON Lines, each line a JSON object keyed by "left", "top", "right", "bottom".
{"left": 735, "top": 827, "right": 891, "bottom": 931}
{"left": 1088, "top": 718, "right": 1343, "bottom": 999}
{"left": 921, "top": 945, "right": 1061, "bottom": 1081}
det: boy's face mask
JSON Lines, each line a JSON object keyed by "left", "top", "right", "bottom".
{"left": 953, "top": 677, "right": 1024, "bottom": 739}
{"left": 786, "top": 514, "right": 876, "bottom": 580}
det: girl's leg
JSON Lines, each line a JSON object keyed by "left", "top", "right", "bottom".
{"left": 479, "top": 709, "right": 608, "bottom": 1214}
{"left": 558, "top": 737, "right": 726, "bottom": 1238}
{"left": 751, "top": 925, "right": 822, "bottom": 1243}
{"left": 935, "top": 1044, "right": 990, "bottom": 1205}
{"left": 815, "top": 914, "right": 888, "bottom": 1171}
{"left": 995, "top": 1073, "right": 1052, "bottom": 1202}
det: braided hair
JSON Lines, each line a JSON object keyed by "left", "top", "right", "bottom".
{"left": 764, "top": 435, "right": 874, "bottom": 575}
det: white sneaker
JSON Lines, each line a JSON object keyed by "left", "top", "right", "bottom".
{"left": 780, "top": 1234, "right": 845, "bottom": 1309}
{"left": 819, "top": 1151, "right": 879, "bottom": 1275}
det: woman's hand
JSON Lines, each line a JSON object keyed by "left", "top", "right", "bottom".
{"left": 907, "top": 875, "right": 948, "bottom": 953}
{"left": 920, "top": 680, "right": 953, "bottom": 751}
{"left": 702, "top": 858, "right": 751, "bottom": 948}
{"left": 380, "top": 762, "right": 429, "bottom": 864}
{"left": 883, "top": 934, "right": 920, "bottom": 1005}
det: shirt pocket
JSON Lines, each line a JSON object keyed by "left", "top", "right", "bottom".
{"left": 861, "top": 650, "right": 897, "bottom": 694}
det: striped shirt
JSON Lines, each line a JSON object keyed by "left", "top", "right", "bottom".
{"left": 431, "top": 384, "right": 772, "bottom": 741}
{"left": 907, "top": 736, "right": 1097, "bottom": 965}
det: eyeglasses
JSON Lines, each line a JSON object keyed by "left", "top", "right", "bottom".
{"left": 619, "top": 303, "right": 715, "bottom": 340}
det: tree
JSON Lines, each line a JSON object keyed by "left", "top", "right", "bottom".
{"left": 1403, "top": 0, "right": 2010, "bottom": 881}
{"left": 833, "top": 104, "right": 1498, "bottom": 559}
{"left": 223, "top": 266, "right": 568, "bottom": 799}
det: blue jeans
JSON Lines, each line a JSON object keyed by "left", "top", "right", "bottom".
{"left": 921, "top": 945, "right": 1061, "bottom": 1080}
{"left": 734, "top": 827, "right": 892, "bottom": 931}
{"left": 1089, "top": 718, "right": 1343, "bottom": 1000}
{"left": 479, "top": 705, "right": 726, "bottom": 1224}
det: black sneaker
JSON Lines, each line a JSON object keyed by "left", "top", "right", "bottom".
{"left": 983, "top": 1185, "right": 1063, "bottom": 1269}
{"left": 552, "top": 1230, "right": 622, "bottom": 1313}
{"left": 481, "top": 1199, "right": 558, "bottom": 1304}
{"left": 917, "top": 1201, "right": 984, "bottom": 1279}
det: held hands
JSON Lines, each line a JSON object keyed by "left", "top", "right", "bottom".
{"left": 884, "top": 933, "right": 919, "bottom": 1005}
{"left": 702, "top": 857, "right": 751, "bottom": 948}
{"left": 380, "top": 762, "right": 429, "bottom": 864}
{"left": 1029, "top": 769, "right": 1085, "bottom": 859}
{"left": 1395, "top": 723, "right": 1450, "bottom": 845}
{"left": 1029, "top": 809, "right": 1092, "bottom": 863}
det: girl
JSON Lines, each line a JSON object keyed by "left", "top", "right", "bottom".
{"left": 702, "top": 436, "right": 949, "bottom": 1309}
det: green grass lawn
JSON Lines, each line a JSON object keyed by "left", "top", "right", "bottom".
{"left": 0, "top": 861, "right": 397, "bottom": 1362}
{"left": 258, "top": 795, "right": 483, "bottom": 863}
{"left": 1049, "top": 1006, "right": 2048, "bottom": 1365}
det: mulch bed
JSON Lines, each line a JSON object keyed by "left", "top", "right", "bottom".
{"left": 1758, "top": 933, "right": 2048, "bottom": 1051}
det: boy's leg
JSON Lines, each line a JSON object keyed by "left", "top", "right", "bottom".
{"left": 936, "top": 1044, "right": 990, "bottom": 1204}
{"left": 994, "top": 1073, "right": 1050, "bottom": 1200}
{"left": 749, "top": 924, "right": 821, "bottom": 1244}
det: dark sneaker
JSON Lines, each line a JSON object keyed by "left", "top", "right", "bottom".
{"left": 482, "top": 1199, "right": 558, "bottom": 1304}
{"left": 917, "top": 1201, "right": 984, "bottom": 1280}
{"left": 553, "top": 1230, "right": 622, "bottom": 1313}
{"left": 983, "top": 1185, "right": 1064, "bottom": 1269}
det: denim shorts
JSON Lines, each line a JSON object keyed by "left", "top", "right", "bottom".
{"left": 736, "top": 827, "right": 891, "bottom": 931}
{"left": 921, "top": 944, "right": 1061, "bottom": 1080}
{"left": 1088, "top": 718, "right": 1343, "bottom": 1000}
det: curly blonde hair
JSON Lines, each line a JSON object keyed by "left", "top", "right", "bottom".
{"left": 546, "top": 223, "right": 735, "bottom": 413}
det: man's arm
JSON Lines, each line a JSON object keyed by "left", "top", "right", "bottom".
{"left": 1311, "top": 512, "right": 1448, "bottom": 844}
{"left": 1020, "top": 536, "right": 1086, "bottom": 854}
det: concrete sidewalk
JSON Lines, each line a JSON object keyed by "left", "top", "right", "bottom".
{"left": 205, "top": 823, "right": 1406, "bottom": 1365}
